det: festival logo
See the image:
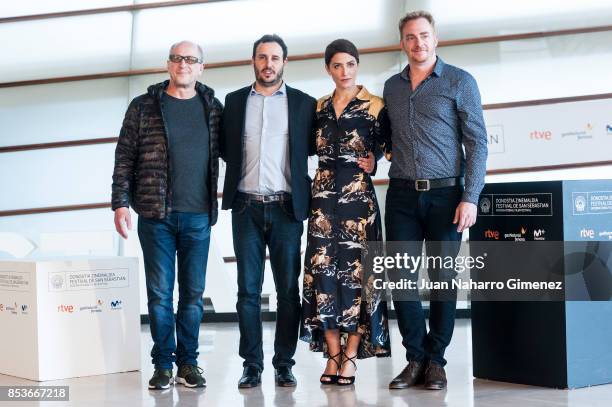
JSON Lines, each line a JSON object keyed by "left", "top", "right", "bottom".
{"left": 574, "top": 194, "right": 587, "bottom": 214}
{"left": 49, "top": 273, "right": 65, "bottom": 290}
{"left": 480, "top": 197, "right": 491, "bottom": 214}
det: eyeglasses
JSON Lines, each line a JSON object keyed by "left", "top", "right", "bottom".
{"left": 168, "top": 54, "right": 202, "bottom": 64}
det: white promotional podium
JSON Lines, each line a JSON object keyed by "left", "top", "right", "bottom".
{"left": 0, "top": 257, "right": 140, "bottom": 381}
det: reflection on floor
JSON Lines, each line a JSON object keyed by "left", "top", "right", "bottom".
{"left": 1, "top": 320, "right": 611, "bottom": 406}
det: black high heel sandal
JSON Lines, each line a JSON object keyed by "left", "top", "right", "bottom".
{"left": 320, "top": 351, "right": 343, "bottom": 385}
{"left": 337, "top": 351, "right": 357, "bottom": 386}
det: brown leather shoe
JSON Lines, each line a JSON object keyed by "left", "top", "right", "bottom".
{"left": 388, "top": 360, "right": 425, "bottom": 389}
{"left": 423, "top": 361, "right": 447, "bottom": 390}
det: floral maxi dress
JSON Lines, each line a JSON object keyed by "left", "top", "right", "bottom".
{"left": 300, "top": 86, "right": 391, "bottom": 358}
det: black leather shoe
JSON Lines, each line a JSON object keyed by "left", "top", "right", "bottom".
{"left": 388, "top": 360, "right": 425, "bottom": 389}
{"left": 275, "top": 366, "right": 297, "bottom": 387}
{"left": 424, "top": 361, "right": 447, "bottom": 390}
{"left": 238, "top": 366, "right": 262, "bottom": 388}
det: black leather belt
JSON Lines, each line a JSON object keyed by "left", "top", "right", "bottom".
{"left": 237, "top": 192, "right": 291, "bottom": 203}
{"left": 390, "top": 177, "right": 464, "bottom": 192}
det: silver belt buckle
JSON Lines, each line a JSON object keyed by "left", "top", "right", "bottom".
{"left": 415, "top": 179, "right": 430, "bottom": 191}
{"left": 262, "top": 194, "right": 280, "bottom": 203}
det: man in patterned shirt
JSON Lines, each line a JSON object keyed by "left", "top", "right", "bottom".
{"left": 383, "top": 11, "right": 488, "bottom": 390}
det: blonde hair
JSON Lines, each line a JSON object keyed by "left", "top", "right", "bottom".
{"left": 398, "top": 11, "right": 435, "bottom": 37}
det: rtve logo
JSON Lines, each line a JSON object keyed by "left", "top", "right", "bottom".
{"left": 484, "top": 230, "right": 500, "bottom": 240}
{"left": 580, "top": 229, "right": 595, "bottom": 239}
{"left": 529, "top": 130, "right": 552, "bottom": 140}
{"left": 57, "top": 304, "right": 74, "bottom": 313}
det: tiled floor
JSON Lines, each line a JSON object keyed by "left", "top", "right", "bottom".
{"left": 1, "top": 320, "right": 611, "bottom": 406}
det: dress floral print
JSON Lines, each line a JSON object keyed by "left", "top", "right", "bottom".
{"left": 300, "top": 86, "right": 391, "bottom": 359}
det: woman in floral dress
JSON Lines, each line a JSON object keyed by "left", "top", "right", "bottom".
{"left": 300, "top": 39, "right": 391, "bottom": 386}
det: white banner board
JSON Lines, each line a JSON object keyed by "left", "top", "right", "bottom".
{"left": 0, "top": 257, "right": 140, "bottom": 381}
{"left": 484, "top": 97, "right": 612, "bottom": 170}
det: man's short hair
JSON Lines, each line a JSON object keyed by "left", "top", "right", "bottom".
{"left": 252, "top": 34, "right": 288, "bottom": 60}
{"left": 398, "top": 10, "right": 436, "bottom": 37}
{"left": 324, "top": 39, "right": 359, "bottom": 66}
{"left": 169, "top": 41, "right": 204, "bottom": 62}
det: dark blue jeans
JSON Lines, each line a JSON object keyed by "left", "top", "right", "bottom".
{"left": 138, "top": 212, "right": 210, "bottom": 369}
{"left": 231, "top": 194, "right": 303, "bottom": 371}
{"left": 385, "top": 180, "right": 463, "bottom": 366}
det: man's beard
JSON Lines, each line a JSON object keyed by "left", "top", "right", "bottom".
{"left": 255, "top": 66, "right": 284, "bottom": 87}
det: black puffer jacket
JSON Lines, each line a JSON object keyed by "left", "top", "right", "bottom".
{"left": 111, "top": 80, "right": 222, "bottom": 224}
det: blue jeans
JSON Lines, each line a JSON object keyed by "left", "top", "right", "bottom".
{"left": 385, "top": 180, "right": 463, "bottom": 366}
{"left": 138, "top": 212, "right": 211, "bottom": 369}
{"left": 231, "top": 194, "right": 303, "bottom": 371}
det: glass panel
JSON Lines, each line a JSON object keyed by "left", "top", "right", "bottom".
{"left": 133, "top": 0, "right": 207, "bottom": 3}
{"left": 0, "top": 0, "right": 131, "bottom": 18}
{"left": 0, "top": 78, "right": 129, "bottom": 147}
{"left": 0, "top": 144, "right": 115, "bottom": 211}
{"left": 131, "top": 0, "right": 404, "bottom": 69}
{"left": 0, "top": 209, "right": 117, "bottom": 259}
{"left": 0, "top": 12, "right": 133, "bottom": 82}
{"left": 436, "top": 31, "right": 612, "bottom": 103}
{"left": 430, "top": 0, "right": 612, "bottom": 39}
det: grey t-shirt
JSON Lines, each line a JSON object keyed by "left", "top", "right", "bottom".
{"left": 161, "top": 92, "right": 210, "bottom": 213}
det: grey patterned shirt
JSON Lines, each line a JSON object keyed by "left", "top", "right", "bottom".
{"left": 383, "top": 57, "right": 487, "bottom": 204}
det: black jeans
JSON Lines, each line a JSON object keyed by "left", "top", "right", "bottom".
{"left": 385, "top": 180, "right": 463, "bottom": 366}
{"left": 231, "top": 194, "right": 304, "bottom": 371}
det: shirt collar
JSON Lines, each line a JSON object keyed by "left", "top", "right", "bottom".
{"left": 322, "top": 85, "right": 371, "bottom": 112}
{"left": 250, "top": 81, "right": 286, "bottom": 96}
{"left": 400, "top": 56, "right": 445, "bottom": 81}
{"left": 354, "top": 85, "right": 372, "bottom": 101}
{"left": 325, "top": 85, "right": 371, "bottom": 102}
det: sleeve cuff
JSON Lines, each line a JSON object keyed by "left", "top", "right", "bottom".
{"left": 461, "top": 190, "right": 480, "bottom": 205}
